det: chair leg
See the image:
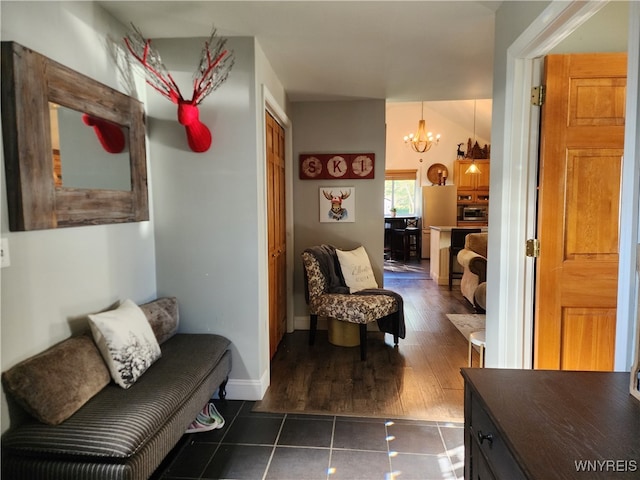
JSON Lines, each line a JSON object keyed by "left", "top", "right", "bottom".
{"left": 448, "top": 247, "right": 454, "bottom": 290}
{"left": 218, "top": 376, "right": 229, "bottom": 399}
{"left": 403, "top": 234, "right": 409, "bottom": 261}
{"left": 359, "top": 324, "right": 367, "bottom": 361}
{"left": 309, "top": 314, "right": 318, "bottom": 345}
{"left": 394, "top": 334, "right": 399, "bottom": 346}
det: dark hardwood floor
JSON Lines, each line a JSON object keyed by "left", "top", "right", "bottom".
{"left": 254, "top": 259, "right": 477, "bottom": 423}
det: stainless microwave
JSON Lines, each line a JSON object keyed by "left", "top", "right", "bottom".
{"left": 463, "top": 206, "right": 487, "bottom": 220}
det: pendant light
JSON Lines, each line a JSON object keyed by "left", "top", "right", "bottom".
{"left": 403, "top": 101, "right": 440, "bottom": 153}
{"left": 465, "top": 100, "right": 482, "bottom": 175}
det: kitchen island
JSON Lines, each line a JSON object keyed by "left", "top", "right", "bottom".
{"left": 430, "top": 226, "right": 488, "bottom": 285}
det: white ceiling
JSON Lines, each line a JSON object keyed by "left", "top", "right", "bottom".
{"left": 98, "top": 1, "right": 501, "bottom": 102}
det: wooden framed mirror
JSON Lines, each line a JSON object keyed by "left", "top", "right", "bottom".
{"left": 1, "top": 41, "right": 148, "bottom": 231}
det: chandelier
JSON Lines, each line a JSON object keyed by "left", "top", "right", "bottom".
{"left": 403, "top": 101, "right": 440, "bottom": 153}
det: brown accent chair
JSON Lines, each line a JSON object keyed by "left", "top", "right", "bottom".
{"left": 457, "top": 233, "right": 488, "bottom": 311}
{"left": 449, "top": 228, "right": 481, "bottom": 289}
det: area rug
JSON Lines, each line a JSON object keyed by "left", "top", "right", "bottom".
{"left": 446, "top": 313, "right": 486, "bottom": 342}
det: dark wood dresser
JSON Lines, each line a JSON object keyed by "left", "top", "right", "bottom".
{"left": 462, "top": 368, "right": 640, "bottom": 479}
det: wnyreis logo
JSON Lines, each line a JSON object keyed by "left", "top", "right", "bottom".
{"left": 574, "top": 460, "right": 638, "bottom": 473}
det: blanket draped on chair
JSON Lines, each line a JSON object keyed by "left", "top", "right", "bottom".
{"left": 303, "top": 245, "right": 406, "bottom": 339}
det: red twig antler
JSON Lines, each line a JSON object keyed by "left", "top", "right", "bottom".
{"left": 123, "top": 24, "right": 184, "bottom": 104}
{"left": 191, "top": 28, "right": 234, "bottom": 105}
{"left": 122, "top": 24, "right": 234, "bottom": 152}
{"left": 123, "top": 24, "right": 234, "bottom": 106}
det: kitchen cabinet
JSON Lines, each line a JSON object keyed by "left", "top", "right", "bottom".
{"left": 455, "top": 160, "right": 490, "bottom": 191}
{"left": 457, "top": 191, "right": 490, "bottom": 205}
{"left": 455, "top": 160, "right": 490, "bottom": 221}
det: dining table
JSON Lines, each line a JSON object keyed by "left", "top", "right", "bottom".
{"left": 384, "top": 216, "right": 419, "bottom": 259}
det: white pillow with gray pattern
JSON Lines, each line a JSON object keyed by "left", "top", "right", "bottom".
{"left": 89, "top": 299, "right": 161, "bottom": 389}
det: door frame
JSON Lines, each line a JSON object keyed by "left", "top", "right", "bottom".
{"left": 489, "top": 0, "right": 640, "bottom": 370}
{"left": 258, "top": 85, "right": 293, "bottom": 393}
{"left": 263, "top": 86, "right": 294, "bottom": 335}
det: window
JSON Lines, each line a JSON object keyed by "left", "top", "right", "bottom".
{"left": 384, "top": 169, "right": 417, "bottom": 216}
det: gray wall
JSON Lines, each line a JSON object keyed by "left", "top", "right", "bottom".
{"left": 149, "top": 35, "right": 260, "bottom": 385}
{"left": 0, "top": 1, "right": 157, "bottom": 433}
{"left": 0, "top": 1, "right": 290, "bottom": 428}
{"left": 551, "top": 1, "right": 628, "bottom": 53}
{"left": 488, "top": 0, "right": 550, "bottom": 235}
{"left": 291, "top": 100, "right": 386, "bottom": 327}
{"left": 148, "top": 36, "right": 288, "bottom": 399}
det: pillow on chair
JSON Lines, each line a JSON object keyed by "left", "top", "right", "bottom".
{"left": 336, "top": 246, "right": 378, "bottom": 293}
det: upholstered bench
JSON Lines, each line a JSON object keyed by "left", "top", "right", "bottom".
{"left": 1, "top": 297, "right": 232, "bottom": 480}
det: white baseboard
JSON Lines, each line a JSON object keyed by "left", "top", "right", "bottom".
{"left": 210, "top": 314, "right": 382, "bottom": 403}
{"left": 214, "top": 369, "right": 270, "bottom": 401}
{"left": 294, "top": 314, "right": 325, "bottom": 330}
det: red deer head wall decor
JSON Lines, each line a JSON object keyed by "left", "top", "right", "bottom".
{"left": 82, "top": 114, "right": 126, "bottom": 154}
{"left": 123, "top": 24, "right": 234, "bottom": 153}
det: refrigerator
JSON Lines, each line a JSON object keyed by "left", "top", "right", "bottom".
{"left": 421, "top": 185, "right": 458, "bottom": 258}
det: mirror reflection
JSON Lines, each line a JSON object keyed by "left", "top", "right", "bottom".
{"left": 49, "top": 103, "right": 131, "bottom": 191}
{"left": 2, "top": 41, "right": 148, "bottom": 231}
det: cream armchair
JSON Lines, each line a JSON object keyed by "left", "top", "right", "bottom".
{"left": 456, "top": 233, "right": 488, "bottom": 311}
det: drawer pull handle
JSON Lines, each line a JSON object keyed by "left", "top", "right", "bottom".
{"left": 478, "top": 430, "right": 494, "bottom": 445}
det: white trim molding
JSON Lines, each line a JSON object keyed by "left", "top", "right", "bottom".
{"left": 616, "top": 1, "right": 640, "bottom": 371}
{"left": 221, "top": 369, "right": 270, "bottom": 401}
{"left": 490, "top": 0, "right": 640, "bottom": 370}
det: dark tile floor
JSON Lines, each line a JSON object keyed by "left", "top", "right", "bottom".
{"left": 154, "top": 400, "right": 464, "bottom": 480}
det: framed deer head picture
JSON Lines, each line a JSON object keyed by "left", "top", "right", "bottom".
{"left": 319, "top": 187, "right": 355, "bottom": 223}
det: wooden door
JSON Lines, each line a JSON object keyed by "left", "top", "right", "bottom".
{"left": 534, "top": 53, "right": 626, "bottom": 371}
{"left": 266, "top": 111, "right": 286, "bottom": 358}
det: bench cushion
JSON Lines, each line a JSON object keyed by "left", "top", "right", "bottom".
{"left": 2, "top": 334, "right": 230, "bottom": 460}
